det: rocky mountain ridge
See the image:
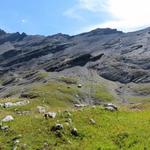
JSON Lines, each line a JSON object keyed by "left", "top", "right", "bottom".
{"left": 0, "top": 27, "right": 150, "bottom": 85}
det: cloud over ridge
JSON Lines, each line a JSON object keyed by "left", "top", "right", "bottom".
{"left": 65, "top": 0, "right": 150, "bottom": 32}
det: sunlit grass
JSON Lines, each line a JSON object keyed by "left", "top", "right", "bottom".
{"left": 0, "top": 107, "right": 149, "bottom": 149}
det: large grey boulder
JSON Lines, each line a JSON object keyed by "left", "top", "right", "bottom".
{"left": 4, "top": 102, "right": 14, "bottom": 108}
{"left": 3, "top": 100, "right": 29, "bottom": 108}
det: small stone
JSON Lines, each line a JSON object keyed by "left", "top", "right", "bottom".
{"left": 104, "top": 103, "right": 118, "bottom": 111}
{"left": 1, "top": 125, "right": 9, "bottom": 131}
{"left": 65, "top": 122, "right": 70, "bottom": 126}
{"left": 51, "top": 124, "right": 63, "bottom": 131}
{"left": 14, "top": 139, "right": 20, "bottom": 145}
{"left": 105, "top": 106, "right": 116, "bottom": 112}
{"left": 71, "top": 128, "right": 78, "bottom": 136}
{"left": 2, "top": 115, "right": 14, "bottom": 122}
{"left": 37, "top": 106, "right": 46, "bottom": 114}
{"left": 44, "top": 112, "right": 56, "bottom": 119}
{"left": 90, "top": 118, "right": 96, "bottom": 124}
{"left": 74, "top": 104, "right": 87, "bottom": 108}
{"left": 77, "top": 84, "right": 82, "bottom": 88}
{"left": 67, "top": 140, "right": 72, "bottom": 144}
{"left": 75, "top": 94, "right": 79, "bottom": 98}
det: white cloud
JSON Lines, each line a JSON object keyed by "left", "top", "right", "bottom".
{"left": 64, "top": 0, "right": 106, "bottom": 20}
{"left": 66, "top": 0, "right": 150, "bottom": 32}
{"left": 100, "top": 0, "right": 150, "bottom": 32}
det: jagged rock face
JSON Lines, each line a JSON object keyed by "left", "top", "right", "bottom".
{"left": 0, "top": 27, "right": 150, "bottom": 83}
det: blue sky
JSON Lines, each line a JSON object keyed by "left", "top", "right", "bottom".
{"left": 0, "top": 0, "right": 150, "bottom": 35}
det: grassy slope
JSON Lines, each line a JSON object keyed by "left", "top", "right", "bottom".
{"left": 0, "top": 107, "right": 149, "bottom": 150}
{"left": 0, "top": 80, "right": 150, "bottom": 149}
{"left": 22, "top": 80, "right": 116, "bottom": 109}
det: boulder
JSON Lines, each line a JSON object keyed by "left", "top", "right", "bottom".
{"left": 15, "top": 100, "right": 29, "bottom": 106}
{"left": 4, "top": 102, "right": 14, "bottom": 108}
{"left": 44, "top": 112, "right": 56, "bottom": 119}
{"left": 51, "top": 124, "right": 63, "bottom": 131}
{"left": 0, "top": 125, "right": 9, "bottom": 131}
{"left": 74, "top": 104, "right": 87, "bottom": 108}
{"left": 2, "top": 115, "right": 14, "bottom": 122}
{"left": 37, "top": 106, "right": 46, "bottom": 113}
{"left": 105, "top": 106, "right": 116, "bottom": 112}
{"left": 104, "top": 103, "right": 118, "bottom": 111}
{"left": 14, "top": 139, "right": 20, "bottom": 145}
{"left": 20, "top": 93, "right": 38, "bottom": 99}
{"left": 89, "top": 118, "right": 96, "bottom": 124}
{"left": 77, "top": 84, "right": 82, "bottom": 88}
{"left": 3, "top": 100, "right": 29, "bottom": 108}
{"left": 71, "top": 128, "right": 78, "bottom": 136}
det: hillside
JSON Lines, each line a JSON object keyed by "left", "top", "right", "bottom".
{"left": 0, "top": 28, "right": 150, "bottom": 84}
{"left": 0, "top": 28, "right": 149, "bottom": 149}
{"left": 0, "top": 105, "right": 150, "bottom": 150}
{"left": 0, "top": 28, "right": 149, "bottom": 104}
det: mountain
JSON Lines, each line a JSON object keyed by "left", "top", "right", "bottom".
{"left": 0, "top": 27, "right": 150, "bottom": 84}
{"left": 0, "top": 27, "right": 150, "bottom": 100}
{"left": 0, "top": 28, "right": 150, "bottom": 150}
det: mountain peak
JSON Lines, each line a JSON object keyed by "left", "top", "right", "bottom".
{"left": 77, "top": 28, "right": 123, "bottom": 37}
{"left": 89, "top": 28, "right": 123, "bottom": 35}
